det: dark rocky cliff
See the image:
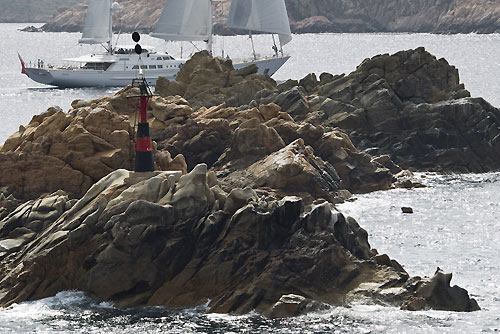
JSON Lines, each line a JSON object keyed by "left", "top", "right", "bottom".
{"left": 37, "top": 0, "right": 500, "bottom": 34}
{"left": 287, "top": 0, "right": 500, "bottom": 34}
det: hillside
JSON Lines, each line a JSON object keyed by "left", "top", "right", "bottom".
{"left": 286, "top": 0, "right": 500, "bottom": 33}
{"left": 0, "top": 0, "right": 84, "bottom": 23}
{"left": 38, "top": 0, "right": 500, "bottom": 34}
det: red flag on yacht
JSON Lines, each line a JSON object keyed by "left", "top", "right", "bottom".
{"left": 17, "top": 52, "right": 29, "bottom": 77}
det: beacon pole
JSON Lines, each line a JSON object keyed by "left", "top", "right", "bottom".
{"left": 134, "top": 79, "right": 154, "bottom": 172}
{"left": 130, "top": 32, "right": 155, "bottom": 172}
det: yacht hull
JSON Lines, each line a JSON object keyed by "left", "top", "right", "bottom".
{"left": 233, "top": 56, "right": 290, "bottom": 76}
{"left": 25, "top": 56, "right": 290, "bottom": 88}
{"left": 25, "top": 68, "right": 177, "bottom": 88}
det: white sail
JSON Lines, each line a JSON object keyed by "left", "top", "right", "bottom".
{"left": 226, "top": 0, "right": 292, "bottom": 46}
{"left": 79, "top": 0, "right": 112, "bottom": 44}
{"left": 151, "top": 0, "right": 212, "bottom": 41}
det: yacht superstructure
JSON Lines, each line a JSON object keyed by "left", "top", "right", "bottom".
{"left": 20, "top": 0, "right": 292, "bottom": 88}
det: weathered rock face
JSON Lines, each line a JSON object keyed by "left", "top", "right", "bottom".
{"left": 0, "top": 89, "right": 194, "bottom": 200}
{"left": 0, "top": 46, "right": 489, "bottom": 318}
{"left": 156, "top": 51, "right": 277, "bottom": 111}
{"left": 288, "top": 47, "right": 500, "bottom": 173}
{"left": 41, "top": 0, "right": 164, "bottom": 32}
{"left": 37, "top": 0, "right": 500, "bottom": 34}
{"left": 0, "top": 167, "right": 479, "bottom": 315}
{"left": 0, "top": 192, "right": 20, "bottom": 222}
{"left": 154, "top": 51, "right": 398, "bottom": 195}
{"left": 5, "top": 46, "right": 496, "bottom": 203}
{"left": 286, "top": 0, "right": 500, "bottom": 34}
{"left": 0, "top": 105, "right": 133, "bottom": 200}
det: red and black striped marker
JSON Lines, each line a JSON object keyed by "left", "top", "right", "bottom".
{"left": 135, "top": 95, "right": 154, "bottom": 172}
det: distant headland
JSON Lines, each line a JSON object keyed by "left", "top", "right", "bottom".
{"left": 6, "top": 0, "right": 500, "bottom": 34}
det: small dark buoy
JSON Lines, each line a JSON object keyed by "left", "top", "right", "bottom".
{"left": 134, "top": 44, "right": 143, "bottom": 55}
{"left": 132, "top": 31, "right": 141, "bottom": 43}
{"left": 401, "top": 207, "right": 414, "bottom": 214}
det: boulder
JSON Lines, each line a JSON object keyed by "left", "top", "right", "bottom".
{"left": 155, "top": 51, "right": 277, "bottom": 110}
{"left": 267, "top": 294, "right": 308, "bottom": 318}
{"left": 414, "top": 269, "right": 480, "bottom": 312}
{"left": 217, "top": 139, "right": 343, "bottom": 203}
{"left": 230, "top": 118, "right": 286, "bottom": 157}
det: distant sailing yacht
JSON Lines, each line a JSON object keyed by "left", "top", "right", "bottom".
{"left": 19, "top": 0, "right": 292, "bottom": 88}
{"left": 152, "top": 0, "right": 292, "bottom": 76}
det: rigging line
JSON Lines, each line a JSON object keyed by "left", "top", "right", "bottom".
{"left": 42, "top": 43, "right": 80, "bottom": 62}
{"left": 189, "top": 42, "right": 202, "bottom": 52}
{"left": 114, "top": 30, "right": 123, "bottom": 52}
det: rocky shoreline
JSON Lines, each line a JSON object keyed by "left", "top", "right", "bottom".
{"left": 34, "top": 0, "right": 500, "bottom": 34}
{"left": 1, "top": 47, "right": 493, "bottom": 316}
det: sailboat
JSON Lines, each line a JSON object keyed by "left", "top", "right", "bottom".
{"left": 19, "top": 0, "right": 292, "bottom": 88}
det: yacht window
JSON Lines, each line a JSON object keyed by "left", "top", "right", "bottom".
{"left": 132, "top": 65, "right": 139, "bottom": 69}
{"left": 157, "top": 65, "right": 163, "bottom": 69}
{"left": 163, "top": 57, "right": 170, "bottom": 60}
{"left": 119, "top": 58, "right": 129, "bottom": 61}
{"left": 82, "top": 62, "right": 113, "bottom": 70}
{"left": 141, "top": 65, "right": 147, "bottom": 69}
{"left": 149, "top": 65, "right": 156, "bottom": 69}
{"left": 157, "top": 57, "right": 163, "bottom": 60}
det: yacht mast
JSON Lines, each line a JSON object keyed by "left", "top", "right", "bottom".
{"left": 209, "top": 0, "right": 225, "bottom": 55}
{"left": 207, "top": 0, "right": 213, "bottom": 54}
{"left": 249, "top": 31, "right": 257, "bottom": 60}
{"left": 108, "top": 0, "right": 113, "bottom": 54}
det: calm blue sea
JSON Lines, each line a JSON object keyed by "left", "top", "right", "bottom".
{"left": 0, "top": 23, "right": 499, "bottom": 333}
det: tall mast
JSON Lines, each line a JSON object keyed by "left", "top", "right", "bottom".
{"left": 108, "top": 0, "right": 113, "bottom": 54}
{"left": 209, "top": 0, "right": 226, "bottom": 55}
{"left": 207, "top": 0, "right": 213, "bottom": 54}
{"left": 249, "top": 31, "right": 256, "bottom": 60}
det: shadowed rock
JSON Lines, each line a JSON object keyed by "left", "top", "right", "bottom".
{"left": 0, "top": 47, "right": 491, "bottom": 317}
{"left": 0, "top": 166, "right": 479, "bottom": 315}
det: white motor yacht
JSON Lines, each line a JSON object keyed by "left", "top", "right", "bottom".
{"left": 20, "top": 0, "right": 292, "bottom": 88}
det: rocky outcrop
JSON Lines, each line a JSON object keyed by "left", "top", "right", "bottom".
{"left": 0, "top": 93, "right": 186, "bottom": 200}
{"left": 0, "top": 105, "right": 133, "bottom": 200}
{"left": 41, "top": 0, "right": 164, "bottom": 33}
{"left": 38, "top": 0, "right": 500, "bottom": 34}
{"left": 0, "top": 167, "right": 479, "bottom": 315}
{"left": 157, "top": 47, "right": 500, "bottom": 178}
{"left": 154, "top": 51, "right": 400, "bottom": 195}
{"left": 293, "top": 47, "right": 500, "bottom": 173}
{"left": 1, "top": 47, "right": 491, "bottom": 317}
{"left": 5, "top": 46, "right": 498, "bottom": 201}
{"left": 3, "top": 47, "right": 498, "bottom": 315}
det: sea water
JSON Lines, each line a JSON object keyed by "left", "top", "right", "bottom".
{"left": 0, "top": 23, "right": 499, "bottom": 333}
